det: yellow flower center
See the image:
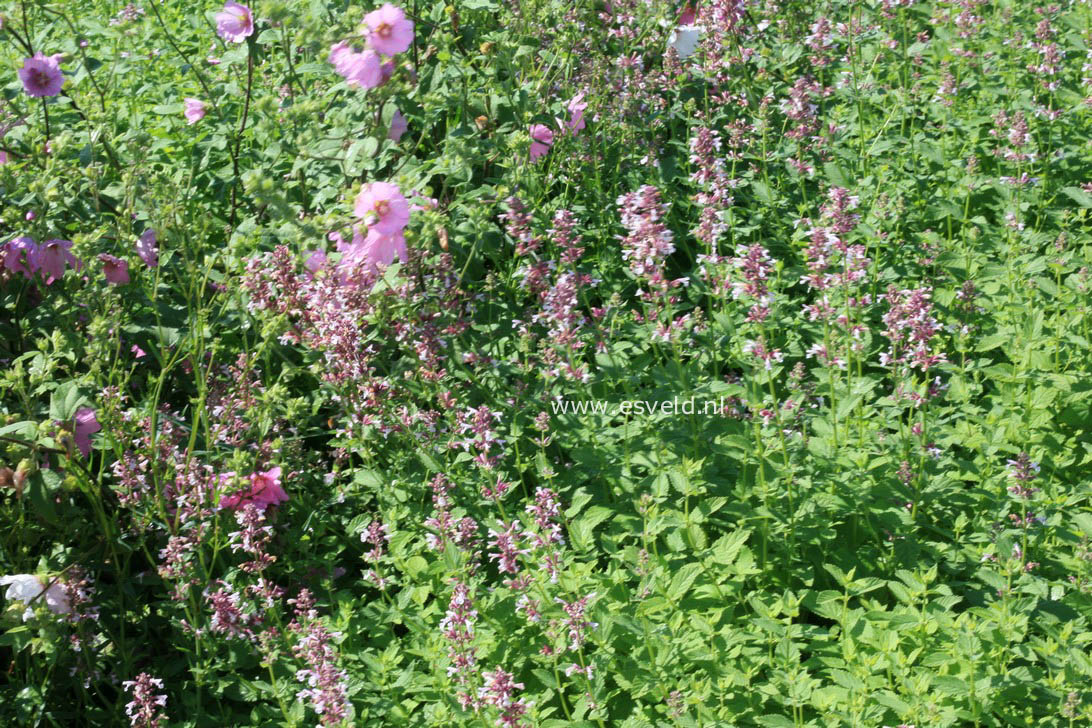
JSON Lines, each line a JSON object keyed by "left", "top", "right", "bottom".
{"left": 375, "top": 200, "right": 390, "bottom": 217}
{"left": 376, "top": 22, "right": 393, "bottom": 38}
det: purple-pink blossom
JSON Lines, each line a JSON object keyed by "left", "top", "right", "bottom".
{"left": 37, "top": 239, "right": 81, "bottom": 285}
{"left": 362, "top": 4, "right": 414, "bottom": 57}
{"left": 354, "top": 181, "right": 410, "bottom": 234}
{"left": 329, "top": 42, "right": 383, "bottom": 89}
{"left": 136, "top": 229, "right": 158, "bottom": 268}
{"left": 388, "top": 109, "right": 408, "bottom": 141}
{"left": 215, "top": 2, "right": 254, "bottom": 43}
{"left": 529, "top": 124, "right": 554, "bottom": 161}
{"left": 219, "top": 467, "right": 288, "bottom": 511}
{"left": 74, "top": 409, "right": 100, "bottom": 457}
{"left": 18, "top": 53, "right": 64, "bottom": 98}
{"left": 2, "top": 237, "right": 39, "bottom": 278}
{"left": 183, "top": 98, "right": 206, "bottom": 125}
{"left": 99, "top": 254, "right": 130, "bottom": 285}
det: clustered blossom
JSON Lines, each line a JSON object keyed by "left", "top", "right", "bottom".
{"left": 328, "top": 3, "right": 413, "bottom": 89}
{"left": 424, "top": 474, "right": 480, "bottom": 554}
{"left": 1006, "top": 452, "right": 1040, "bottom": 499}
{"left": 289, "top": 590, "right": 351, "bottom": 727}
{"left": 440, "top": 580, "right": 480, "bottom": 708}
{"left": 688, "top": 127, "right": 734, "bottom": 251}
{"left": 205, "top": 581, "right": 258, "bottom": 640}
{"left": 522, "top": 487, "right": 565, "bottom": 583}
{"left": 617, "top": 186, "right": 682, "bottom": 305}
{"left": 343, "top": 181, "right": 411, "bottom": 272}
{"left": 122, "top": 673, "right": 168, "bottom": 728}
{"left": 556, "top": 593, "right": 597, "bottom": 651}
{"left": 360, "top": 520, "right": 392, "bottom": 588}
{"left": 879, "top": 286, "right": 946, "bottom": 376}
{"left": 479, "top": 667, "right": 531, "bottom": 727}
{"left": 454, "top": 405, "right": 506, "bottom": 470}
{"left": 488, "top": 521, "right": 529, "bottom": 575}
{"left": 730, "top": 244, "right": 775, "bottom": 323}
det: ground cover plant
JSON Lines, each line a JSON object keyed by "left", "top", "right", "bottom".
{"left": 2, "top": 0, "right": 1092, "bottom": 725}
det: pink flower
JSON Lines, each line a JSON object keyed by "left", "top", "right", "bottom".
{"left": 0, "top": 574, "right": 71, "bottom": 621}
{"left": 2, "top": 237, "right": 39, "bottom": 278}
{"left": 388, "top": 109, "right": 408, "bottom": 141}
{"left": 354, "top": 181, "right": 410, "bottom": 234}
{"left": 183, "top": 98, "right": 206, "bottom": 125}
{"left": 131, "top": 344, "right": 146, "bottom": 359}
{"left": 303, "top": 249, "right": 327, "bottom": 276}
{"left": 219, "top": 467, "right": 288, "bottom": 511}
{"left": 562, "top": 93, "right": 587, "bottom": 133}
{"left": 18, "top": 53, "right": 64, "bottom": 98}
{"left": 362, "top": 3, "right": 414, "bottom": 57}
{"left": 329, "top": 42, "right": 383, "bottom": 89}
{"left": 37, "top": 239, "right": 80, "bottom": 285}
{"left": 529, "top": 124, "right": 554, "bottom": 161}
{"left": 363, "top": 228, "right": 408, "bottom": 269}
{"left": 215, "top": 2, "right": 254, "bottom": 43}
{"left": 136, "top": 229, "right": 158, "bottom": 268}
{"left": 74, "top": 408, "right": 100, "bottom": 457}
{"left": 99, "top": 254, "right": 130, "bottom": 285}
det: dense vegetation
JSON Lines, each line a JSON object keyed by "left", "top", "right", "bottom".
{"left": 2, "top": 0, "right": 1092, "bottom": 726}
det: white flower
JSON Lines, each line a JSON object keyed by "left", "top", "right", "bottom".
{"left": 668, "top": 25, "right": 704, "bottom": 59}
{"left": 1, "top": 574, "right": 71, "bottom": 621}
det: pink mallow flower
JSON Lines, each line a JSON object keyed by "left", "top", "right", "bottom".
{"left": 183, "top": 98, "right": 206, "bottom": 125}
{"left": 529, "top": 124, "right": 554, "bottom": 161}
{"left": 388, "top": 109, "right": 408, "bottom": 141}
{"left": 329, "top": 41, "right": 383, "bottom": 89}
{"left": 362, "top": 229, "right": 408, "bottom": 270}
{"left": 2, "top": 237, "right": 40, "bottom": 278}
{"left": 99, "top": 254, "right": 130, "bottom": 285}
{"left": 18, "top": 53, "right": 65, "bottom": 98}
{"left": 362, "top": 3, "right": 414, "bottom": 57}
{"left": 219, "top": 467, "right": 288, "bottom": 511}
{"left": 136, "top": 229, "right": 158, "bottom": 268}
{"left": 561, "top": 93, "right": 587, "bottom": 133}
{"left": 354, "top": 181, "right": 410, "bottom": 234}
{"left": 215, "top": 2, "right": 254, "bottom": 43}
{"left": 37, "top": 239, "right": 80, "bottom": 285}
{"left": 74, "top": 408, "right": 100, "bottom": 457}
{"left": 0, "top": 574, "right": 71, "bottom": 621}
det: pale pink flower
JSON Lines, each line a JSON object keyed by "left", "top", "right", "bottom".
{"left": 564, "top": 93, "right": 587, "bottom": 133}
{"left": 354, "top": 181, "right": 410, "bottom": 233}
{"left": 329, "top": 41, "right": 383, "bottom": 89}
{"left": 18, "top": 53, "right": 64, "bottom": 98}
{"left": 388, "top": 109, "right": 408, "bottom": 141}
{"left": 2, "top": 237, "right": 39, "bottom": 278}
{"left": 99, "top": 254, "right": 130, "bottom": 285}
{"left": 362, "top": 3, "right": 414, "bottom": 56}
{"left": 183, "top": 98, "right": 206, "bottom": 125}
{"left": 215, "top": 2, "right": 254, "bottom": 43}
{"left": 74, "top": 408, "right": 100, "bottom": 457}
{"left": 37, "top": 239, "right": 81, "bottom": 285}
{"left": 131, "top": 344, "right": 146, "bottom": 359}
{"left": 0, "top": 574, "right": 71, "bottom": 621}
{"left": 219, "top": 467, "right": 288, "bottom": 511}
{"left": 136, "top": 229, "right": 158, "bottom": 268}
{"left": 529, "top": 123, "right": 554, "bottom": 161}
{"left": 362, "top": 228, "right": 408, "bottom": 269}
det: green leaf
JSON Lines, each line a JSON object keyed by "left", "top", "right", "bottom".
{"left": 49, "top": 382, "right": 84, "bottom": 423}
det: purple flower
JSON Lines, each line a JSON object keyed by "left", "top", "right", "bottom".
{"left": 37, "top": 239, "right": 81, "bottom": 285}
{"left": 18, "top": 53, "right": 64, "bottom": 98}
{"left": 99, "top": 254, "right": 130, "bottom": 285}
{"left": 136, "top": 229, "right": 158, "bottom": 268}
{"left": 2, "top": 237, "right": 40, "bottom": 278}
